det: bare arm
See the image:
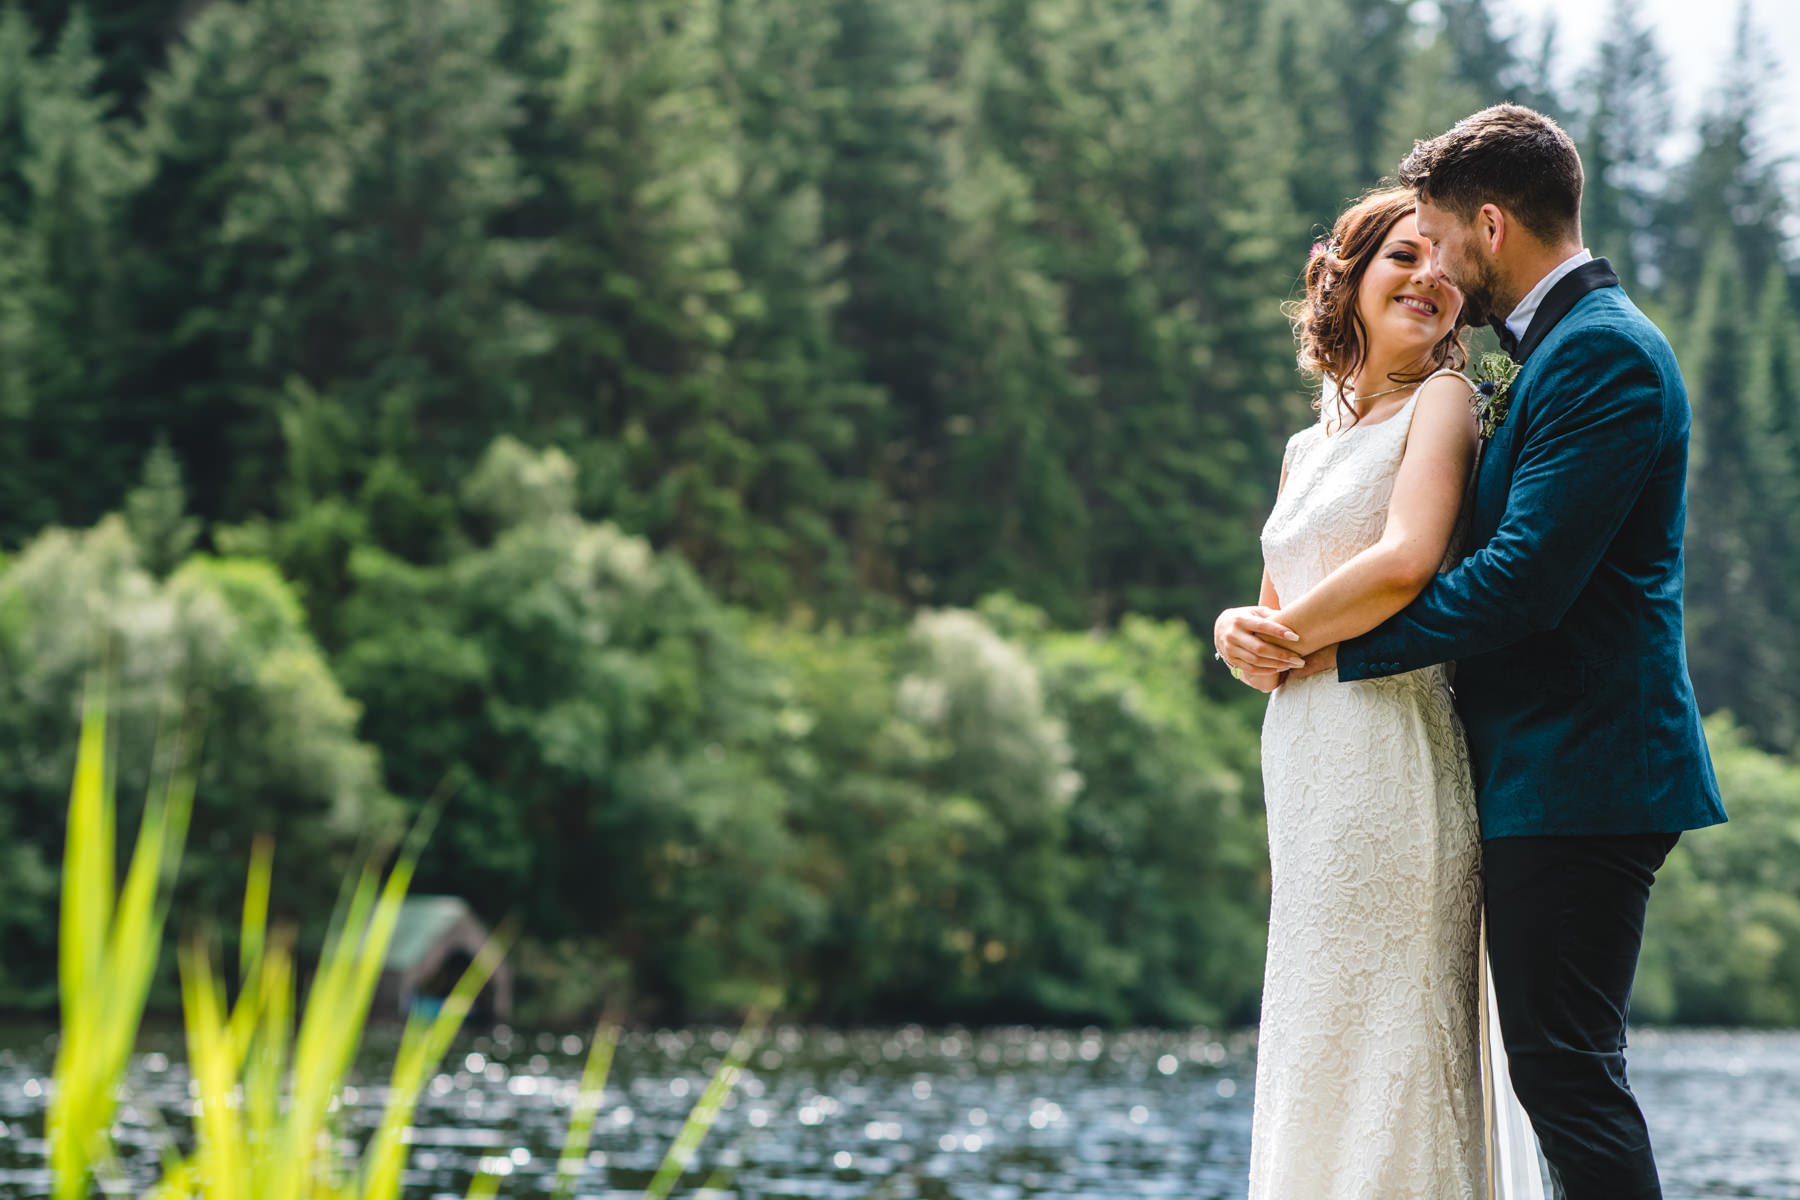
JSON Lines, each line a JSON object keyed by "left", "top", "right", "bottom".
{"left": 1273, "top": 374, "right": 1478, "bottom": 656}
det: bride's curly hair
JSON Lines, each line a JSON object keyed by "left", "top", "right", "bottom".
{"left": 1286, "top": 187, "right": 1470, "bottom": 422}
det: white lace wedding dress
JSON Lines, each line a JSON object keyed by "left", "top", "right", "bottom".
{"left": 1248, "top": 377, "right": 1545, "bottom": 1199}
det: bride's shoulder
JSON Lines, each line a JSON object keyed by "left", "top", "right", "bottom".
{"left": 1415, "top": 368, "right": 1476, "bottom": 413}
{"left": 1418, "top": 366, "right": 1475, "bottom": 395}
{"left": 1408, "top": 369, "right": 1480, "bottom": 443}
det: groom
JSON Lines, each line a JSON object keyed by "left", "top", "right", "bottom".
{"left": 1294, "top": 106, "right": 1727, "bottom": 1197}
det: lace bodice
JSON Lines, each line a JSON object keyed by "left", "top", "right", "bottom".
{"left": 1262, "top": 378, "right": 1465, "bottom": 609}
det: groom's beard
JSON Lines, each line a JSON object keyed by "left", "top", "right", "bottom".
{"left": 1444, "top": 249, "right": 1507, "bottom": 329}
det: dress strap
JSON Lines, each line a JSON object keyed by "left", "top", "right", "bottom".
{"left": 1421, "top": 365, "right": 1474, "bottom": 391}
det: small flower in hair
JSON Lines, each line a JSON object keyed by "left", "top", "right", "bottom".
{"left": 1310, "top": 240, "right": 1343, "bottom": 261}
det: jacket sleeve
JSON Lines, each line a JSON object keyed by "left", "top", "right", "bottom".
{"left": 1337, "top": 329, "right": 1669, "bottom": 681}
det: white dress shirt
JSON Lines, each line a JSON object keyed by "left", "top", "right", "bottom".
{"left": 1505, "top": 248, "right": 1593, "bottom": 344}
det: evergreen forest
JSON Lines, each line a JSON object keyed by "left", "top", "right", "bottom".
{"left": 2, "top": 0, "right": 1799, "bottom": 1027}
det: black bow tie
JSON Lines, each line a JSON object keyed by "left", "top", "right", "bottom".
{"left": 1488, "top": 314, "right": 1520, "bottom": 361}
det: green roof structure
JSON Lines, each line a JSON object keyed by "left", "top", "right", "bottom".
{"left": 375, "top": 894, "right": 512, "bottom": 1023}
{"left": 386, "top": 896, "right": 473, "bottom": 972}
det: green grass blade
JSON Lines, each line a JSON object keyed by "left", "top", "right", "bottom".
{"left": 551, "top": 1022, "right": 620, "bottom": 1200}
{"left": 181, "top": 933, "right": 250, "bottom": 1200}
{"left": 97, "top": 750, "right": 194, "bottom": 1091}
{"left": 57, "top": 692, "right": 109, "bottom": 1018}
{"left": 642, "top": 1009, "right": 769, "bottom": 1200}
{"left": 50, "top": 695, "right": 111, "bottom": 1200}
{"left": 240, "top": 834, "right": 274, "bottom": 984}
{"left": 277, "top": 809, "right": 435, "bottom": 1200}
{"left": 51, "top": 688, "right": 194, "bottom": 1200}
{"left": 246, "top": 938, "right": 295, "bottom": 1197}
{"left": 360, "top": 927, "right": 511, "bottom": 1200}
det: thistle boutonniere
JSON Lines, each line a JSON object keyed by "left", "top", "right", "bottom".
{"left": 1470, "top": 352, "right": 1521, "bottom": 440}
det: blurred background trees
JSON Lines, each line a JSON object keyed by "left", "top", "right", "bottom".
{"left": 0, "top": 0, "right": 1796, "bottom": 1025}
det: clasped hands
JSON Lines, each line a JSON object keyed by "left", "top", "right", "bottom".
{"left": 1212, "top": 606, "right": 1338, "bottom": 693}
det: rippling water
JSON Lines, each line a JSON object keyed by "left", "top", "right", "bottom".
{"left": 0, "top": 1024, "right": 1794, "bottom": 1198}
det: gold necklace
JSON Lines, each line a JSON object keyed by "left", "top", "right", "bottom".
{"left": 1346, "top": 381, "right": 1413, "bottom": 404}
{"left": 1325, "top": 378, "right": 1416, "bottom": 437}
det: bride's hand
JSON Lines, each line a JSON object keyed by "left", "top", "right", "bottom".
{"left": 1214, "top": 606, "right": 1306, "bottom": 673}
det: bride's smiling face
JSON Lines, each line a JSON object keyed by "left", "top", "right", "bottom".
{"left": 1353, "top": 215, "right": 1463, "bottom": 361}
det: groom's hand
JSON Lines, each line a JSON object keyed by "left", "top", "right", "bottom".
{"left": 1287, "top": 643, "right": 1338, "bottom": 681}
{"left": 1239, "top": 666, "right": 1286, "bottom": 694}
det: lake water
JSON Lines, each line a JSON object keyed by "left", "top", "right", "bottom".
{"left": 1, "top": 1024, "right": 1796, "bottom": 1198}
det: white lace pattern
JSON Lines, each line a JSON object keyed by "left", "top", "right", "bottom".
{"left": 1248, "top": 379, "right": 1491, "bottom": 1198}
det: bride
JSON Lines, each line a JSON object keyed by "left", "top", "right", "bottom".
{"left": 1213, "top": 187, "right": 1543, "bottom": 1198}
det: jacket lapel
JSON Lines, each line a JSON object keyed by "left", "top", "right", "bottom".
{"left": 1513, "top": 257, "right": 1621, "bottom": 363}
{"left": 1469, "top": 264, "right": 1622, "bottom": 537}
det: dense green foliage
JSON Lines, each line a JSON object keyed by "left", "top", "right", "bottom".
{"left": 1, "top": 0, "right": 1797, "bottom": 1025}
{"left": 0, "top": 512, "right": 393, "bottom": 1006}
{"left": 1638, "top": 716, "right": 1800, "bottom": 1027}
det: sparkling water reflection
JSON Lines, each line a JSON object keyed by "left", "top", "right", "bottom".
{"left": 0, "top": 1025, "right": 1794, "bottom": 1198}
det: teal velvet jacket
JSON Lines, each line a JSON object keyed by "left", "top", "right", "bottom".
{"left": 1338, "top": 259, "right": 1727, "bottom": 839}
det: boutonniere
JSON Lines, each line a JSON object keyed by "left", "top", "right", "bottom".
{"left": 1470, "top": 352, "right": 1521, "bottom": 440}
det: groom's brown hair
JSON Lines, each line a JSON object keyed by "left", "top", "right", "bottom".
{"left": 1398, "top": 105, "right": 1583, "bottom": 244}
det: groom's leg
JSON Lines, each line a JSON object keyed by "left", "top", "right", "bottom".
{"left": 1483, "top": 832, "right": 1679, "bottom": 1200}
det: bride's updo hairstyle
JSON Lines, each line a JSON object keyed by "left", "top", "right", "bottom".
{"left": 1288, "top": 187, "right": 1469, "bottom": 418}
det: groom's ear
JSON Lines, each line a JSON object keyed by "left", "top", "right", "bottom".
{"left": 1478, "top": 203, "right": 1507, "bottom": 254}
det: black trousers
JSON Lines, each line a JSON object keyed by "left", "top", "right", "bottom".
{"left": 1483, "top": 832, "right": 1679, "bottom": 1200}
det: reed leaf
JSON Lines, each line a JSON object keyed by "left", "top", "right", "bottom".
{"left": 550, "top": 1022, "right": 620, "bottom": 1200}
{"left": 50, "top": 687, "right": 195, "bottom": 1200}
{"left": 642, "top": 1008, "right": 769, "bottom": 1200}
{"left": 239, "top": 835, "right": 273, "bottom": 983}
{"left": 360, "top": 925, "right": 511, "bottom": 1200}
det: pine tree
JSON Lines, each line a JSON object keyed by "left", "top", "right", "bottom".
{"left": 0, "top": 9, "right": 140, "bottom": 541}
{"left": 1513, "top": 16, "right": 1565, "bottom": 121}
{"left": 0, "top": 213, "right": 40, "bottom": 545}
{"left": 127, "top": 0, "right": 539, "bottom": 525}
{"left": 703, "top": 0, "right": 886, "bottom": 614}
{"left": 1575, "top": 0, "right": 1670, "bottom": 290}
{"left": 903, "top": 2, "right": 1094, "bottom": 619}
{"left": 123, "top": 434, "right": 200, "bottom": 577}
{"left": 1260, "top": 0, "right": 1361, "bottom": 223}
{"left": 816, "top": 0, "right": 966, "bottom": 603}
{"left": 123, "top": 0, "right": 290, "bottom": 522}
{"left": 815, "top": 0, "right": 1095, "bottom": 618}
{"left": 18, "top": 0, "right": 191, "bottom": 107}
{"left": 1654, "top": 4, "right": 1786, "bottom": 315}
{"left": 1436, "top": 0, "right": 1518, "bottom": 103}
{"left": 1733, "top": 266, "right": 1800, "bottom": 749}
{"left": 530, "top": 0, "right": 770, "bottom": 587}
{"left": 1102, "top": 0, "right": 1312, "bottom": 633}
{"left": 1683, "top": 240, "right": 1772, "bottom": 732}
{"left": 1292, "top": 0, "right": 1415, "bottom": 186}
{"left": 973, "top": 0, "right": 1182, "bottom": 624}
{"left": 1377, "top": 31, "right": 1485, "bottom": 180}
{"left": 0, "top": 7, "right": 33, "bottom": 224}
